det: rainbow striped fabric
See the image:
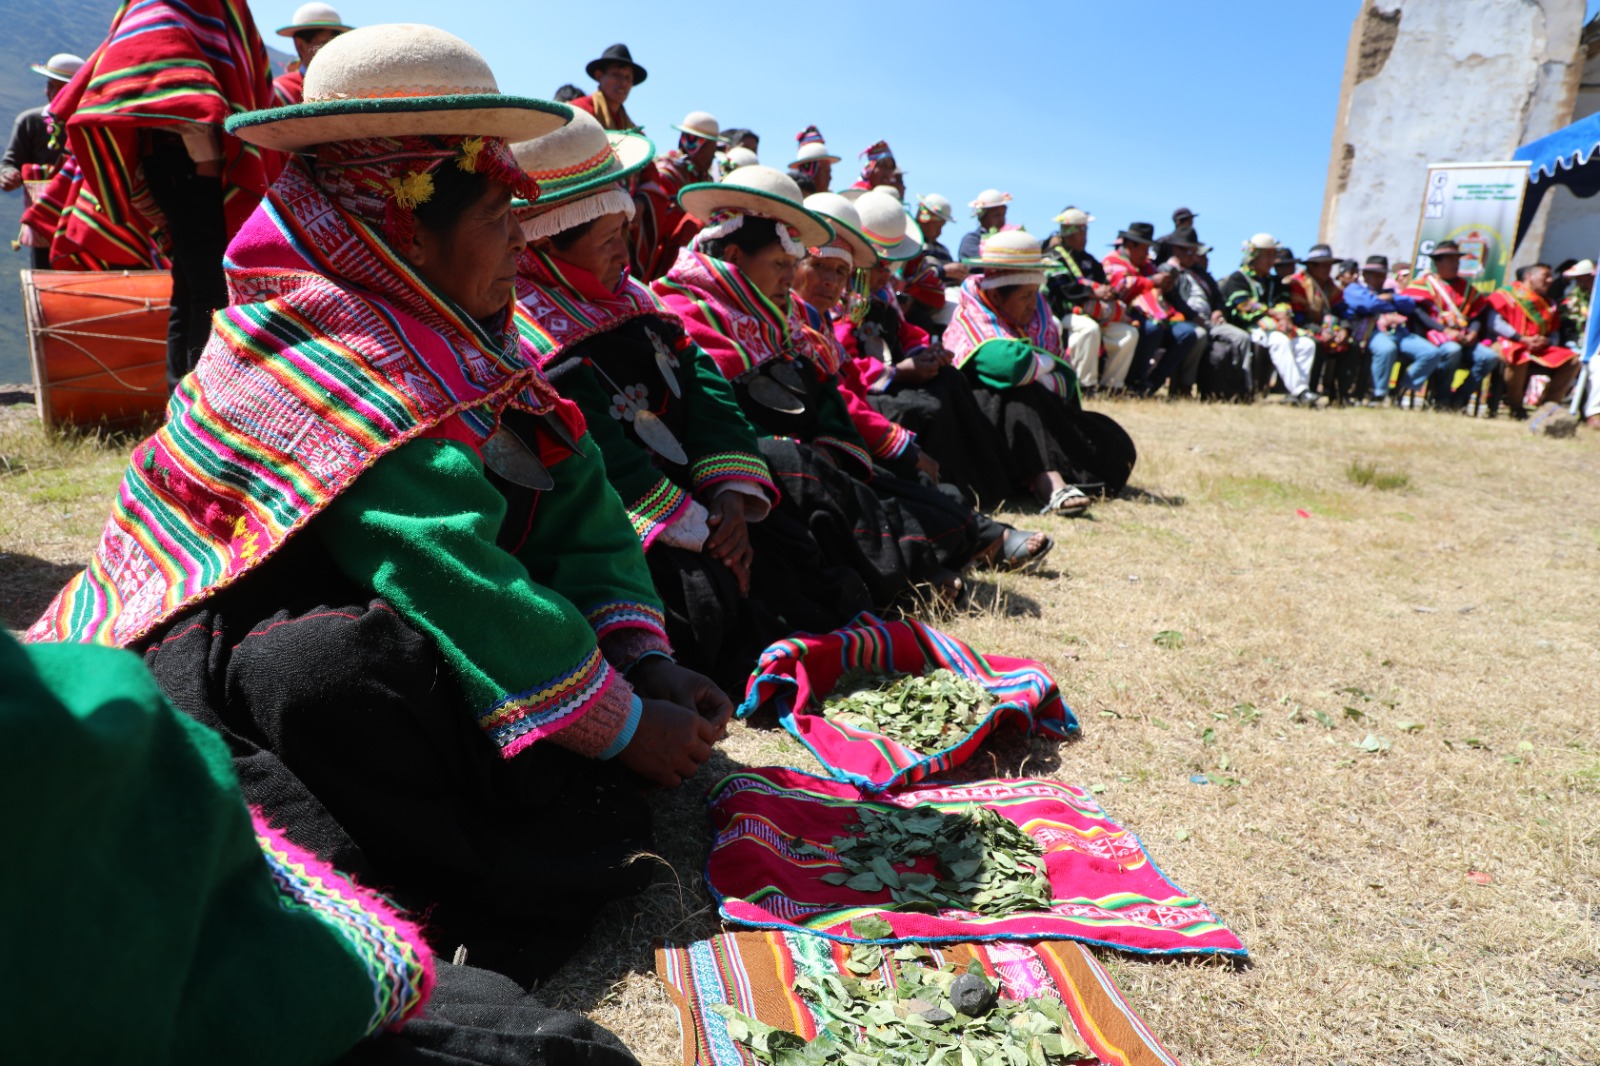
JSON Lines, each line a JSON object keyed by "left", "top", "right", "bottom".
{"left": 654, "top": 249, "right": 810, "bottom": 378}
{"left": 944, "top": 277, "right": 1074, "bottom": 396}
{"left": 657, "top": 930, "right": 1186, "bottom": 1066}
{"left": 737, "top": 614, "right": 1075, "bottom": 790}
{"left": 27, "top": 157, "right": 581, "bottom": 650}
{"left": 705, "top": 767, "right": 1247, "bottom": 958}
{"left": 252, "top": 809, "right": 434, "bottom": 1034}
{"left": 24, "top": 0, "right": 278, "bottom": 269}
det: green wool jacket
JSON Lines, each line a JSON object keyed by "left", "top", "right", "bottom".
{"left": 1, "top": 633, "right": 433, "bottom": 1064}
{"left": 313, "top": 428, "right": 668, "bottom": 759}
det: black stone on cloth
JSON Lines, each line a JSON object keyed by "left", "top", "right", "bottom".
{"left": 137, "top": 546, "right": 655, "bottom": 987}
{"left": 868, "top": 364, "right": 1014, "bottom": 509}
{"left": 339, "top": 962, "right": 643, "bottom": 1065}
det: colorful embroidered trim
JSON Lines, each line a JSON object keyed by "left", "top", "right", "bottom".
{"left": 252, "top": 810, "right": 434, "bottom": 1033}
{"left": 627, "top": 476, "right": 694, "bottom": 549}
{"left": 585, "top": 599, "right": 669, "bottom": 642}
{"left": 476, "top": 645, "right": 613, "bottom": 758}
{"left": 690, "top": 451, "right": 777, "bottom": 495}
{"left": 943, "top": 276, "right": 1062, "bottom": 369}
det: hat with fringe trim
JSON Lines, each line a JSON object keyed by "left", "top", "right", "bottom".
{"left": 854, "top": 190, "right": 924, "bottom": 262}
{"left": 276, "top": 2, "right": 353, "bottom": 37}
{"left": 511, "top": 110, "right": 653, "bottom": 241}
{"left": 227, "top": 24, "right": 571, "bottom": 152}
{"left": 680, "top": 165, "right": 834, "bottom": 249}
{"left": 803, "top": 193, "right": 877, "bottom": 268}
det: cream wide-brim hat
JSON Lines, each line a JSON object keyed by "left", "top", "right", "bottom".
{"left": 917, "top": 193, "right": 954, "bottom": 224}
{"left": 792, "top": 141, "right": 841, "bottom": 166}
{"left": 802, "top": 193, "right": 877, "bottom": 268}
{"left": 277, "top": 1, "right": 353, "bottom": 36}
{"left": 962, "top": 228, "right": 1053, "bottom": 271}
{"left": 671, "top": 110, "right": 732, "bottom": 144}
{"left": 854, "top": 190, "right": 924, "bottom": 262}
{"left": 679, "top": 165, "right": 833, "bottom": 248}
{"left": 227, "top": 24, "right": 570, "bottom": 152}
{"left": 969, "top": 188, "right": 1013, "bottom": 213}
{"left": 1563, "top": 259, "right": 1595, "bottom": 277}
{"left": 30, "top": 53, "right": 84, "bottom": 80}
{"left": 512, "top": 110, "right": 653, "bottom": 207}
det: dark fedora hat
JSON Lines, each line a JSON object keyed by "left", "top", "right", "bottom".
{"left": 1429, "top": 239, "right": 1463, "bottom": 257}
{"left": 1119, "top": 221, "right": 1158, "bottom": 245}
{"left": 1172, "top": 206, "right": 1197, "bottom": 221}
{"left": 1166, "top": 226, "right": 1201, "bottom": 249}
{"left": 1302, "top": 243, "right": 1337, "bottom": 263}
{"left": 1275, "top": 246, "right": 1296, "bottom": 264}
{"left": 586, "top": 43, "right": 647, "bottom": 85}
{"left": 1362, "top": 254, "right": 1389, "bottom": 272}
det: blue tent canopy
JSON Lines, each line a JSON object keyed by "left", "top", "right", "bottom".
{"left": 1514, "top": 111, "right": 1600, "bottom": 247}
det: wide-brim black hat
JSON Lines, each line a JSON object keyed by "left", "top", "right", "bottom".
{"left": 1075, "top": 411, "right": 1137, "bottom": 495}
{"left": 1301, "top": 243, "right": 1336, "bottom": 263}
{"left": 1429, "top": 240, "right": 1463, "bottom": 257}
{"left": 1362, "top": 254, "right": 1389, "bottom": 272}
{"left": 1119, "top": 222, "right": 1157, "bottom": 245}
{"left": 586, "top": 43, "right": 647, "bottom": 85}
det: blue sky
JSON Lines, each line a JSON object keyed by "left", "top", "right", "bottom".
{"left": 251, "top": 0, "right": 1372, "bottom": 264}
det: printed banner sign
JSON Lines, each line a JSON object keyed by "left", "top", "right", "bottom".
{"left": 1411, "top": 162, "right": 1529, "bottom": 296}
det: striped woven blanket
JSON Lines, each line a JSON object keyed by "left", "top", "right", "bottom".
{"left": 705, "top": 767, "right": 1246, "bottom": 958}
{"left": 656, "top": 930, "right": 1185, "bottom": 1066}
{"left": 737, "top": 614, "right": 1075, "bottom": 790}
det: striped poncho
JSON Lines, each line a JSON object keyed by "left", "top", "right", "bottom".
{"left": 22, "top": 0, "right": 277, "bottom": 268}
{"left": 25, "top": 154, "right": 672, "bottom": 758}
{"left": 944, "top": 277, "right": 1074, "bottom": 397}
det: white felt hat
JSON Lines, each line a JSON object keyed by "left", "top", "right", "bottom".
{"left": 793, "top": 140, "right": 841, "bottom": 166}
{"left": 722, "top": 146, "right": 759, "bottom": 172}
{"left": 963, "top": 228, "right": 1053, "bottom": 270}
{"left": 968, "top": 188, "right": 1013, "bottom": 215}
{"left": 30, "top": 53, "right": 84, "bottom": 81}
{"left": 227, "top": 24, "right": 570, "bottom": 152}
{"left": 277, "top": 2, "right": 353, "bottom": 36}
{"left": 511, "top": 110, "right": 654, "bottom": 239}
{"left": 1244, "top": 232, "right": 1282, "bottom": 252}
{"left": 679, "top": 165, "right": 834, "bottom": 249}
{"left": 916, "top": 193, "right": 954, "bottom": 223}
{"left": 803, "top": 193, "right": 877, "bottom": 268}
{"left": 671, "top": 111, "right": 732, "bottom": 144}
{"left": 854, "top": 190, "right": 924, "bottom": 262}
{"left": 1563, "top": 259, "right": 1595, "bottom": 277}
{"left": 1053, "top": 207, "right": 1094, "bottom": 227}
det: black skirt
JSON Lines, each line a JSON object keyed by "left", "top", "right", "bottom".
{"left": 968, "top": 379, "right": 1138, "bottom": 495}
{"left": 136, "top": 546, "right": 655, "bottom": 987}
{"left": 868, "top": 365, "right": 1014, "bottom": 509}
{"left": 758, "top": 437, "right": 981, "bottom": 607}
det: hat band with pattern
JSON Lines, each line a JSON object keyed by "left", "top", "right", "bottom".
{"left": 524, "top": 143, "right": 621, "bottom": 198}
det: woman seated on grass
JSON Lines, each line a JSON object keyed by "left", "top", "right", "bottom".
{"left": 945, "top": 230, "right": 1138, "bottom": 514}
{"left": 510, "top": 113, "right": 869, "bottom": 689}
{"left": 791, "top": 191, "right": 1051, "bottom": 572}
{"left": 26, "top": 25, "right": 730, "bottom": 986}
{"left": 652, "top": 167, "right": 991, "bottom": 603}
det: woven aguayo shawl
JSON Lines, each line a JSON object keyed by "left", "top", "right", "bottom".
{"left": 514, "top": 246, "right": 673, "bottom": 352}
{"left": 653, "top": 247, "right": 816, "bottom": 379}
{"left": 657, "top": 931, "right": 1186, "bottom": 1066}
{"left": 736, "top": 615, "right": 1076, "bottom": 790}
{"left": 21, "top": 0, "right": 277, "bottom": 269}
{"left": 705, "top": 767, "right": 1246, "bottom": 957}
{"left": 944, "top": 276, "right": 1070, "bottom": 394}
{"left": 27, "top": 155, "right": 582, "bottom": 651}
{"left": 4, "top": 634, "right": 432, "bottom": 1061}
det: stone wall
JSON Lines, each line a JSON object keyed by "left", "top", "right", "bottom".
{"left": 1320, "top": 0, "right": 1587, "bottom": 265}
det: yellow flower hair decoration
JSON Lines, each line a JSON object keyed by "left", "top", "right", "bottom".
{"left": 458, "top": 138, "right": 485, "bottom": 174}
{"left": 386, "top": 170, "right": 435, "bottom": 210}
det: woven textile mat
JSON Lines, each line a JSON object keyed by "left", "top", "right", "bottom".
{"left": 705, "top": 767, "right": 1245, "bottom": 957}
{"left": 655, "top": 930, "right": 1185, "bottom": 1066}
{"left": 737, "top": 614, "right": 1076, "bottom": 790}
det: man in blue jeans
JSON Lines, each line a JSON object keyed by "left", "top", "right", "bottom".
{"left": 1402, "top": 240, "right": 1500, "bottom": 408}
{"left": 1342, "top": 255, "right": 1453, "bottom": 404}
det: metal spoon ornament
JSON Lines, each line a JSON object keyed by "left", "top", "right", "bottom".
{"left": 645, "top": 327, "right": 683, "bottom": 398}
{"left": 631, "top": 408, "right": 688, "bottom": 465}
{"left": 744, "top": 368, "right": 805, "bottom": 413}
{"left": 482, "top": 423, "right": 555, "bottom": 490}
{"left": 767, "top": 359, "right": 807, "bottom": 395}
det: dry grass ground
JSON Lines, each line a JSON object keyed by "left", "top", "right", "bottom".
{"left": 3, "top": 395, "right": 1598, "bottom": 1065}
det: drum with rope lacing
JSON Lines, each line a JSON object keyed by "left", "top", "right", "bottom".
{"left": 23, "top": 269, "right": 171, "bottom": 429}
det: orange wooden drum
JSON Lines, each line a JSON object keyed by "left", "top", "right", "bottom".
{"left": 24, "top": 269, "right": 171, "bottom": 429}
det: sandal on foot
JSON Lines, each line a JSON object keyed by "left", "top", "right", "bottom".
{"left": 987, "top": 527, "right": 1054, "bottom": 572}
{"left": 1039, "top": 485, "right": 1092, "bottom": 517}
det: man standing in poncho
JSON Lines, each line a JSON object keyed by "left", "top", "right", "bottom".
{"left": 24, "top": 0, "right": 278, "bottom": 390}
